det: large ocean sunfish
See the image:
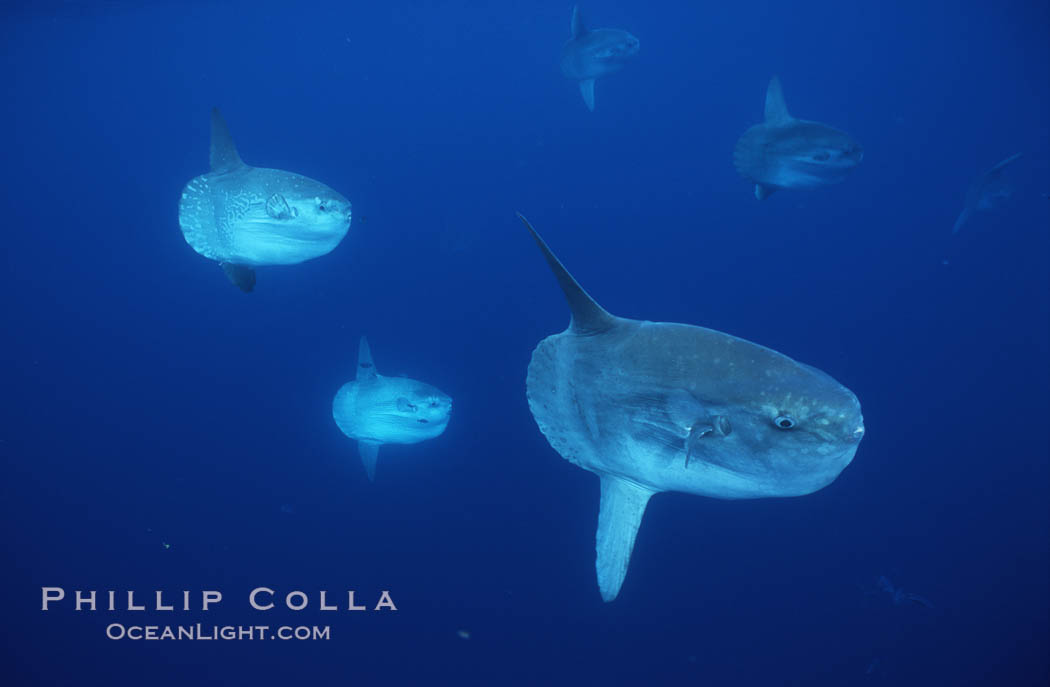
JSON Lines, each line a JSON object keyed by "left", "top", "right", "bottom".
{"left": 518, "top": 214, "right": 865, "bottom": 601}
{"left": 951, "top": 152, "right": 1023, "bottom": 234}
{"left": 734, "top": 77, "right": 863, "bottom": 200}
{"left": 178, "top": 109, "right": 352, "bottom": 292}
{"left": 332, "top": 337, "right": 452, "bottom": 481}
{"left": 560, "top": 5, "right": 639, "bottom": 112}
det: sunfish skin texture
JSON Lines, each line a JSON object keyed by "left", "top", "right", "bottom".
{"left": 518, "top": 214, "right": 864, "bottom": 601}
{"left": 333, "top": 337, "right": 452, "bottom": 481}
{"left": 734, "top": 77, "right": 863, "bottom": 199}
{"left": 560, "top": 5, "right": 639, "bottom": 111}
{"left": 178, "top": 109, "right": 351, "bottom": 290}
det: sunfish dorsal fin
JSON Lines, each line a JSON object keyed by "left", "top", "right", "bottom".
{"left": 988, "top": 152, "right": 1023, "bottom": 175}
{"left": 357, "top": 336, "right": 377, "bottom": 381}
{"left": 596, "top": 475, "right": 654, "bottom": 602}
{"left": 210, "top": 108, "right": 244, "bottom": 173}
{"left": 764, "top": 76, "right": 792, "bottom": 124}
{"left": 517, "top": 213, "right": 616, "bottom": 335}
{"left": 358, "top": 441, "right": 380, "bottom": 481}
{"left": 570, "top": 5, "right": 586, "bottom": 38}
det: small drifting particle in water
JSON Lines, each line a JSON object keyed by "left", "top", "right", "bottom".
{"left": 279, "top": 504, "right": 295, "bottom": 515}
{"left": 162, "top": 542, "right": 171, "bottom": 550}
{"left": 456, "top": 630, "right": 471, "bottom": 640}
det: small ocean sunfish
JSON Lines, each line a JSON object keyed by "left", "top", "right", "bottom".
{"left": 734, "top": 77, "right": 863, "bottom": 200}
{"left": 178, "top": 109, "right": 352, "bottom": 292}
{"left": 951, "top": 153, "right": 1023, "bottom": 234}
{"left": 560, "top": 5, "right": 639, "bottom": 112}
{"left": 332, "top": 337, "right": 452, "bottom": 481}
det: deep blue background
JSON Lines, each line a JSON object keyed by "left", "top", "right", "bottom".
{"left": 1, "top": 1, "right": 1047, "bottom": 685}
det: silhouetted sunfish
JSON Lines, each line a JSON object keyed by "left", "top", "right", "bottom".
{"left": 333, "top": 337, "right": 452, "bottom": 481}
{"left": 519, "top": 214, "right": 865, "bottom": 601}
{"left": 734, "top": 77, "right": 863, "bottom": 199}
{"left": 178, "top": 109, "right": 352, "bottom": 292}
{"left": 560, "top": 5, "right": 639, "bottom": 112}
{"left": 952, "top": 153, "right": 1023, "bottom": 234}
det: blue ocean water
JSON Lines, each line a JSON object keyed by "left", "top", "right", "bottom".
{"left": 2, "top": 1, "right": 1047, "bottom": 684}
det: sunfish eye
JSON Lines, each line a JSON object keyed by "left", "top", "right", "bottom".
{"left": 773, "top": 415, "right": 796, "bottom": 430}
{"left": 318, "top": 203, "right": 327, "bottom": 212}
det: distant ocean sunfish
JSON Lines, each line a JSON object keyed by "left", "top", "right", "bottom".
{"left": 734, "top": 77, "right": 863, "bottom": 200}
{"left": 560, "top": 5, "right": 639, "bottom": 112}
{"left": 951, "top": 153, "right": 1023, "bottom": 234}
{"left": 178, "top": 109, "right": 352, "bottom": 292}
{"left": 332, "top": 337, "right": 452, "bottom": 481}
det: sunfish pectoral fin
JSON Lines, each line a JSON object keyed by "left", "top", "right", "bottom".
{"left": 221, "top": 263, "right": 256, "bottom": 292}
{"left": 266, "top": 193, "right": 296, "bottom": 219}
{"left": 595, "top": 475, "right": 654, "bottom": 602}
{"left": 357, "top": 336, "right": 377, "bottom": 381}
{"left": 683, "top": 415, "right": 731, "bottom": 468}
{"left": 579, "top": 79, "right": 596, "bottom": 111}
{"left": 570, "top": 4, "right": 586, "bottom": 38}
{"left": 209, "top": 108, "right": 244, "bottom": 174}
{"left": 755, "top": 183, "right": 776, "bottom": 200}
{"left": 763, "top": 76, "right": 792, "bottom": 124}
{"left": 358, "top": 441, "right": 380, "bottom": 481}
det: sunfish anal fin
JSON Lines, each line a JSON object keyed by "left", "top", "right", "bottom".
{"left": 221, "top": 263, "right": 256, "bottom": 292}
{"left": 358, "top": 441, "right": 380, "bottom": 482}
{"left": 579, "top": 79, "right": 596, "bottom": 112}
{"left": 209, "top": 108, "right": 244, "bottom": 174}
{"left": 517, "top": 213, "right": 616, "bottom": 335}
{"left": 755, "top": 183, "right": 776, "bottom": 200}
{"left": 763, "top": 76, "right": 792, "bottom": 124}
{"left": 357, "top": 336, "right": 377, "bottom": 381}
{"left": 596, "top": 475, "right": 654, "bottom": 602}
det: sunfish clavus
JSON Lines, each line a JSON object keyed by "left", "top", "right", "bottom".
{"left": 560, "top": 5, "right": 639, "bottom": 112}
{"left": 178, "top": 109, "right": 352, "bottom": 292}
{"left": 519, "top": 214, "right": 865, "bottom": 601}
{"left": 332, "top": 337, "right": 452, "bottom": 481}
{"left": 734, "top": 77, "right": 863, "bottom": 199}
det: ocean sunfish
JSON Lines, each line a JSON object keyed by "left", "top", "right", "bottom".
{"left": 734, "top": 77, "right": 863, "bottom": 200}
{"left": 518, "top": 214, "right": 865, "bottom": 601}
{"left": 951, "top": 152, "right": 1023, "bottom": 234}
{"left": 332, "top": 337, "right": 452, "bottom": 481}
{"left": 560, "top": 5, "right": 639, "bottom": 112}
{"left": 178, "top": 108, "right": 352, "bottom": 292}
